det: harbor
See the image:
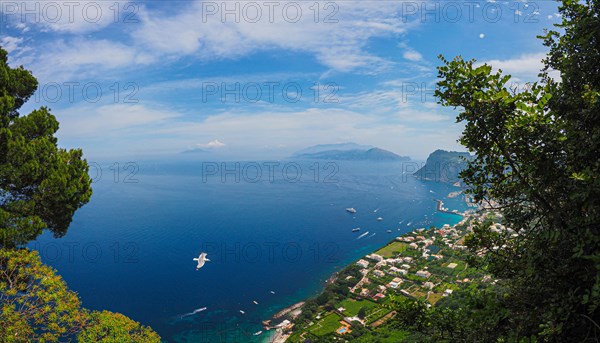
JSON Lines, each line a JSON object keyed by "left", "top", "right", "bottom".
{"left": 436, "top": 199, "right": 463, "bottom": 216}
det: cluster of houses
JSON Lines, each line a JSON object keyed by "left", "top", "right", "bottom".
{"left": 346, "top": 212, "right": 510, "bottom": 320}
{"left": 351, "top": 214, "right": 508, "bottom": 304}
{"left": 353, "top": 244, "right": 438, "bottom": 301}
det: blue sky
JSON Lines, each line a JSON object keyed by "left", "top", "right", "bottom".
{"left": 1, "top": 0, "right": 561, "bottom": 160}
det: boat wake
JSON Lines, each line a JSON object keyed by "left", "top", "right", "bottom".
{"left": 356, "top": 231, "right": 369, "bottom": 239}
{"left": 180, "top": 307, "right": 207, "bottom": 318}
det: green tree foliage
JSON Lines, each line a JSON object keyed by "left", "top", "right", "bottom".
{"left": 78, "top": 311, "right": 161, "bottom": 343}
{"left": 357, "top": 306, "right": 367, "bottom": 319}
{"left": 435, "top": 0, "right": 600, "bottom": 340}
{"left": 0, "top": 47, "right": 92, "bottom": 248}
{"left": 0, "top": 248, "right": 87, "bottom": 342}
{"left": 0, "top": 248, "right": 161, "bottom": 343}
{"left": 0, "top": 47, "right": 159, "bottom": 343}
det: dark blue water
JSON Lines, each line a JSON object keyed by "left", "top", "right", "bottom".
{"left": 30, "top": 160, "right": 467, "bottom": 342}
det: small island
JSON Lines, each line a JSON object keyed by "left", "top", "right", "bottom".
{"left": 291, "top": 143, "right": 410, "bottom": 161}
{"left": 413, "top": 150, "right": 472, "bottom": 183}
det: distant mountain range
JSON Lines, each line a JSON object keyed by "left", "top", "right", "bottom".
{"left": 292, "top": 143, "right": 410, "bottom": 161}
{"left": 181, "top": 148, "right": 207, "bottom": 154}
{"left": 292, "top": 143, "right": 375, "bottom": 155}
{"left": 414, "top": 149, "right": 473, "bottom": 183}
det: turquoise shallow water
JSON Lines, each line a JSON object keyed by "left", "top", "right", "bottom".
{"left": 30, "top": 160, "right": 467, "bottom": 342}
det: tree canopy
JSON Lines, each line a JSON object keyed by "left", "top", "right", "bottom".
{"left": 0, "top": 46, "right": 159, "bottom": 343}
{"left": 0, "top": 248, "right": 161, "bottom": 343}
{"left": 0, "top": 248, "right": 86, "bottom": 342}
{"left": 0, "top": 47, "right": 92, "bottom": 248}
{"left": 78, "top": 311, "right": 161, "bottom": 343}
{"left": 435, "top": 0, "right": 600, "bottom": 340}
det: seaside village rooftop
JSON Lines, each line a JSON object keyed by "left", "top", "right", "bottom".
{"left": 280, "top": 211, "right": 512, "bottom": 342}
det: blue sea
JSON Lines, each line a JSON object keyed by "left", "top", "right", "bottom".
{"left": 30, "top": 160, "right": 468, "bottom": 342}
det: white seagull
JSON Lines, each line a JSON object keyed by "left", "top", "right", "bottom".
{"left": 193, "top": 252, "right": 210, "bottom": 270}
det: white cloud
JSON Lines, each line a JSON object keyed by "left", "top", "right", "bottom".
{"left": 24, "top": 39, "right": 154, "bottom": 81}
{"left": 0, "top": 36, "right": 24, "bottom": 54}
{"left": 403, "top": 50, "right": 423, "bottom": 62}
{"left": 480, "top": 53, "right": 560, "bottom": 82}
{"left": 197, "top": 139, "right": 226, "bottom": 149}
{"left": 7, "top": 1, "right": 424, "bottom": 79}
{"left": 140, "top": 106, "right": 461, "bottom": 159}
{"left": 44, "top": 92, "right": 460, "bottom": 159}
{"left": 339, "top": 90, "right": 412, "bottom": 111}
{"left": 2, "top": 1, "right": 131, "bottom": 34}
{"left": 396, "top": 109, "right": 448, "bottom": 123}
{"left": 131, "top": 1, "right": 412, "bottom": 72}
{"left": 15, "top": 23, "right": 29, "bottom": 32}
{"left": 56, "top": 103, "right": 181, "bottom": 138}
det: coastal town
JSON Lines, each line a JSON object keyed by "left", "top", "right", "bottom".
{"left": 263, "top": 208, "right": 511, "bottom": 342}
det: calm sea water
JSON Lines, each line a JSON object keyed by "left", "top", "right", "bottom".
{"left": 30, "top": 160, "right": 467, "bottom": 342}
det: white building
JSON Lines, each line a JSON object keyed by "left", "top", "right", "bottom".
{"left": 388, "top": 281, "right": 402, "bottom": 289}
{"left": 356, "top": 259, "right": 369, "bottom": 269}
{"left": 416, "top": 270, "right": 431, "bottom": 278}
{"left": 366, "top": 254, "right": 383, "bottom": 262}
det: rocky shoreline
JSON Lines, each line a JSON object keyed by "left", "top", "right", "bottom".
{"left": 261, "top": 301, "right": 304, "bottom": 342}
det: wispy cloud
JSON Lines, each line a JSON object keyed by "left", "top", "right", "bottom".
{"left": 131, "top": 1, "right": 412, "bottom": 72}
{"left": 0, "top": 36, "right": 24, "bottom": 54}
{"left": 23, "top": 39, "right": 154, "bottom": 82}
{"left": 403, "top": 50, "right": 423, "bottom": 62}
{"left": 56, "top": 103, "right": 181, "bottom": 138}
{"left": 1, "top": 1, "right": 133, "bottom": 34}
{"left": 480, "top": 53, "right": 559, "bottom": 82}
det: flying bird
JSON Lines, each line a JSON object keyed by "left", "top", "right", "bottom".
{"left": 193, "top": 252, "right": 210, "bottom": 270}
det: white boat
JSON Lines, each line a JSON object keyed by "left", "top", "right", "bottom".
{"left": 240, "top": 310, "right": 245, "bottom": 314}
{"left": 253, "top": 331, "right": 263, "bottom": 336}
{"left": 377, "top": 217, "right": 383, "bottom": 221}
{"left": 346, "top": 207, "right": 357, "bottom": 213}
{"left": 253, "top": 300, "right": 258, "bottom": 305}
{"left": 352, "top": 227, "right": 360, "bottom": 232}
{"left": 387, "top": 230, "right": 392, "bottom": 233}
{"left": 270, "top": 291, "right": 275, "bottom": 294}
